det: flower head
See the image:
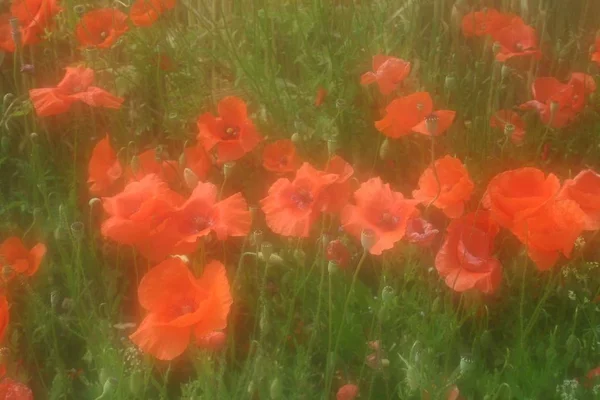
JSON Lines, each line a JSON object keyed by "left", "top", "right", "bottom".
{"left": 405, "top": 217, "right": 439, "bottom": 247}
{"left": 490, "top": 110, "right": 526, "bottom": 145}
{"left": 75, "top": 9, "right": 129, "bottom": 49}
{"left": 262, "top": 140, "right": 301, "bottom": 174}
{"left": 88, "top": 135, "right": 123, "bottom": 196}
{"left": 0, "top": 237, "right": 46, "bottom": 280}
{"left": 360, "top": 55, "right": 411, "bottom": 95}
{"left": 558, "top": 169, "right": 600, "bottom": 231}
{"left": 130, "top": 0, "right": 176, "bottom": 27}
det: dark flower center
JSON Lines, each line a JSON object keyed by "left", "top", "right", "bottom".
{"left": 223, "top": 126, "right": 240, "bottom": 139}
{"left": 290, "top": 189, "right": 313, "bottom": 210}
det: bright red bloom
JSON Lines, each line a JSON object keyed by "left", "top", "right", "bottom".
{"left": 261, "top": 163, "right": 338, "bottom": 237}
{"left": 315, "top": 86, "right": 327, "bottom": 106}
{"left": 558, "top": 169, "right": 600, "bottom": 231}
{"left": 320, "top": 156, "right": 354, "bottom": 214}
{"left": 130, "top": 0, "right": 176, "bottom": 27}
{"left": 411, "top": 110, "right": 456, "bottom": 137}
{"left": 519, "top": 73, "right": 596, "bottom": 128}
{"left": 197, "top": 96, "right": 262, "bottom": 164}
{"left": 128, "top": 149, "right": 179, "bottom": 184}
{"left": 461, "top": 9, "right": 514, "bottom": 38}
{"left": 0, "top": 237, "right": 46, "bottom": 279}
{"left": 412, "top": 156, "right": 474, "bottom": 218}
{"left": 29, "top": 67, "right": 124, "bottom": 117}
{"left": 0, "top": 296, "right": 8, "bottom": 343}
{"left": 326, "top": 239, "right": 351, "bottom": 268}
{"left": 262, "top": 140, "right": 301, "bottom": 174}
{"left": 0, "top": 377, "right": 32, "bottom": 400}
{"left": 593, "top": 37, "right": 600, "bottom": 66}
{"left": 490, "top": 109, "right": 526, "bottom": 145}
{"left": 75, "top": 9, "right": 129, "bottom": 49}
{"left": 184, "top": 143, "right": 212, "bottom": 182}
{"left": 360, "top": 55, "right": 411, "bottom": 95}
{"left": 375, "top": 92, "right": 433, "bottom": 138}
{"left": 336, "top": 384, "right": 359, "bottom": 400}
{"left": 342, "top": 177, "right": 419, "bottom": 255}
{"left": 435, "top": 211, "right": 502, "bottom": 294}
{"left": 130, "top": 258, "right": 232, "bottom": 360}
{"left": 101, "top": 174, "right": 183, "bottom": 246}
{"left": 492, "top": 18, "right": 541, "bottom": 62}
{"left": 88, "top": 135, "right": 123, "bottom": 196}
{"left": 11, "top": 0, "right": 61, "bottom": 46}
{"left": 405, "top": 217, "right": 439, "bottom": 247}
{"left": 197, "top": 331, "right": 227, "bottom": 351}
{"left": 483, "top": 167, "right": 560, "bottom": 229}
{"left": 511, "top": 199, "right": 586, "bottom": 271}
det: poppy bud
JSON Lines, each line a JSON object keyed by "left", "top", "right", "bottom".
{"left": 53, "top": 227, "right": 64, "bottom": 241}
{"left": 252, "top": 230, "right": 264, "bottom": 248}
{"left": 361, "top": 229, "right": 376, "bottom": 252}
{"left": 223, "top": 162, "right": 235, "bottom": 179}
{"left": 0, "top": 136, "right": 10, "bottom": 153}
{"left": 89, "top": 197, "right": 101, "bottom": 209}
{"left": 381, "top": 286, "right": 394, "bottom": 304}
{"left": 459, "top": 354, "right": 474, "bottom": 375}
{"left": 444, "top": 75, "right": 457, "bottom": 93}
{"left": 269, "top": 377, "right": 282, "bottom": 399}
{"left": 184, "top": 168, "right": 199, "bottom": 189}
{"left": 71, "top": 222, "right": 84, "bottom": 241}
{"left": 379, "top": 138, "right": 391, "bottom": 160}
{"left": 291, "top": 132, "right": 302, "bottom": 145}
{"left": 30, "top": 132, "right": 38, "bottom": 141}
{"left": 261, "top": 242, "right": 274, "bottom": 263}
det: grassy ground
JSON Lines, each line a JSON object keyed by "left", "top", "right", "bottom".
{"left": 2, "top": 0, "right": 600, "bottom": 399}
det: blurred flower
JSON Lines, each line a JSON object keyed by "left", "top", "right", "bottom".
{"left": 29, "top": 67, "right": 124, "bottom": 117}
{"left": 375, "top": 92, "right": 433, "bottom": 138}
{"left": 405, "top": 217, "right": 439, "bottom": 247}
{"left": 342, "top": 177, "right": 419, "bottom": 255}
{"left": 88, "top": 135, "right": 123, "bottom": 196}
{"left": 492, "top": 18, "right": 541, "bottom": 62}
{"left": 461, "top": 8, "right": 513, "bottom": 38}
{"left": 315, "top": 86, "right": 327, "bottom": 107}
{"left": 130, "top": 259, "right": 232, "bottom": 360}
{"left": 184, "top": 143, "right": 212, "bottom": 182}
{"left": 412, "top": 110, "right": 456, "bottom": 137}
{"left": 520, "top": 73, "right": 596, "bottom": 128}
{"left": 558, "top": 169, "right": 600, "bottom": 231}
{"left": 319, "top": 156, "right": 354, "bottom": 214}
{"left": 261, "top": 163, "right": 337, "bottom": 237}
{"left": 336, "top": 383, "right": 359, "bottom": 400}
{"left": 435, "top": 211, "right": 502, "bottom": 294}
{"left": 130, "top": 0, "right": 176, "bottom": 27}
{"left": 0, "top": 237, "right": 46, "bottom": 280}
{"left": 0, "top": 0, "right": 61, "bottom": 52}
{"left": 413, "top": 156, "right": 474, "bottom": 218}
{"left": 126, "top": 149, "right": 179, "bottom": 184}
{"left": 326, "top": 239, "right": 350, "bottom": 268}
{"left": 0, "top": 377, "right": 32, "bottom": 399}
{"left": 262, "top": 139, "right": 301, "bottom": 174}
{"left": 490, "top": 109, "right": 526, "bottom": 145}
{"left": 360, "top": 55, "right": 411, "bottom": 95}
{"left": 75, "top": 9, "right": 129, "bottom": 49}
{"left": 197, "top": 96, "right": 262, "bottom": 164}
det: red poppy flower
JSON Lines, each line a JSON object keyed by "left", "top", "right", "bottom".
{"left": 360, "top": 55, "right": 411, "bottom": 95}
{"left": 29, "top": 67, "right": 124, "bottom": 117}
{"left": 0, "top": 237, "right": 46, "bottom": 280}
{"left": 411, "top": 110, "right": 456, "bottom": 136}
{"left": 519, "top": 73, "right": 596, "bottom": 128}
{"left": 197, "top": 96, "right": 262, "bottom": 164}
{"left": 489, "top": 109, "right": 526, "bottom": 144}
{"left": 412, "top": 156, "right": 474, "bottom": 218}
{"left": 557, "top": 169, "right": 600, "bottom": 231}
{"left": 130, "top": 0, "right": 176, "bottom": 27}
{"left": 261, "top": 163, "right": 338, "bottom": 237}
{"left": 405, "top": 217, "right": 439, "bottom": 247}
{"left": 586, "top": 365, "right": 600, "bottom": 387}
{"left": 593, "top": 38, "right": 600, "bottom": 66}
{"left": 511, "top": 199, "right": 586, "bottom": 271}
{"left": 483, "top": 167, "right": 560, "bottom": 229}
{"left": 492, "top": 18, "right": 541, "bottom": 62}
{"left": 128, "top": 149, "right": 179, "bottom": 184}
{"left": 0, "top": 14, "right": 15, "bottom": 52}
{"left": 342, "top": 177, "right": 419, "bottom": 255}
{"left": 461, "top": 9, "right": 514, "bottom": 38}
{"left": 88, "top": 135, "right": 123, "bottom": 196}
{"left": 320, "top": 156, "right": 354, "bottom": 214}
{"left": 0, "top": 296, "right": 8, "bottom": 343}
{"left": 435, "top": 211, "right": 502, "bottom": 294}
{"left": 0, "top": 377, "right": 32, "bottom": 400}
{"left": 101, "top": 174, "right": 183, "bottom": 246}
{"left": 197, "top": 331, "right": 226, "bottom": 351}
{"left": 315, "top": 86, "right": 327, "bottom": 106}
{"left": 75, "top": 9, "right": 129, "bottom": 49}
{"left": 11, "top": 0, "right": 61, "bottom": 46}
{"left": 184, "top": 143, "right": 212, "bottom": 182}
{"left": 337, "top": 384, "right": 359, "bottom": 400}
{"left": 375, "top": 92, "right": 433, "bottom": 138}
{"left": 262, "top": 140, "right": 301, "bottom": 173}
{"left": 326, "top": 239, "right": 351, "bottom": 268}
{"left": 130, "top": 258, "right": 232, "bottom": 360}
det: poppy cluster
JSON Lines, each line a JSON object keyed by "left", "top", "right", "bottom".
{"left": 0, "top": 0, "right": 61, "bottom": 52}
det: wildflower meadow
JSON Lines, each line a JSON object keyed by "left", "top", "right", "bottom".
{"left": 2, "top": 0, "right": 600, "bottom": 398}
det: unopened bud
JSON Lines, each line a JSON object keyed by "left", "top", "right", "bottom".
{"left": 361, "top": 229, "right": 376, "bottom": 252}
{"left": 379, "top": 138, "right": 391, "bottom": 160}
{"left": 291, "top": 132, "right": 302, "bottom": 145}
{"left": 327, "top": 261, "right": 338, "bottom": 275}
{"left": 183, "top": 168, "right": 199, "bottom": 189}
{"left": 71, "top": 222, "right": 84, "bottom": 240}
{"left": 223, "top": 162, "right": 235, "bottom": 179}
{"left": 444, "top": 75, "right": 457, "bottom": 93}
{"left": 89, "top": 197, "right": 101, "bottom": 209}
